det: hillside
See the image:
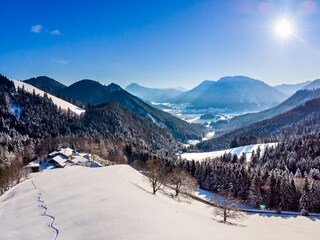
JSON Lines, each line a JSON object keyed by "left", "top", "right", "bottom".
{"left": 59, "top": 79, "right": 206, "bottom": 142}
{"left": 212, "top": 89, "right": 320, "bottom": 136}
{"left": 172, "top": 76, "right": 286, "bottom": 111}
{"left": 0, "top": 75, "right": 179, "bottom": 164}
{"left": 181, "top": 142, "right": 277, "bottom": 162}
{"left": 13, "top": 80, "right": 85, "bottom": 115}
{"left": 125, "top": 83, "right": 184, "bottom": 102}
{"left": 1, "top": 165, "right": 319, "bottom": 240}
{"left": 24, "top": 76, "right": 67, "bottom": 96}
{"left": 197, "top": 97, "right": 320, "bottom": 151}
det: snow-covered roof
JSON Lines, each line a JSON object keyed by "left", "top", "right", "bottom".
{"left": 59, "top": 148, "right": 74, "bottom": 157}
{"left": 48, "top": 151, "right": 60, "bottom": 157}
{"left": 52, "top": 155, "right": 67, "bottom": 167}
{"left": 71, "top": 155, "right": 89, "bottom": 164}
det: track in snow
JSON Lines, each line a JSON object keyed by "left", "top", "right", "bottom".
{"left": 32, "top": 180, "right": 59, "bottom": 240}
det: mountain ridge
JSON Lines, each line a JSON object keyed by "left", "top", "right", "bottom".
{"left": 125, "top": 83, "right": 184, "bottom": 102}
{"left": 172, "top": 76, "right": 286, "bottom": 111}
{"left": 212, "top": 88, "right": 320, "bottom": 136}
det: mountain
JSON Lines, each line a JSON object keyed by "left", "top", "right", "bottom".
{"left": 59, "top": 80, "right": 206, "bottom": 142}
{"left": 13, "top": 80, "right": 85, "bottom": 115}
{"left": 24, "top": 76, "right": 66, "bottom": 96}
{"left": 212, "top": 88, "right": 320, "bottom": 136}
{"left": 197, "top": 96, "right": 320, "bottom": 151}
{"left": 172, "top": 76, "right": 286, "bottom": 111}
{"left": 302, "top": 79, "right": 320, "bottom": 90}
{"left": 172, "top": 80, "right": 215, "bottom": 104}
{"left": 274, "top": 81, "right": 311, "bottom": 96}
{"left": 0, "top": 75, "right": 182, "bottom": 165}
{"left": 125, "top": 83, "right": 184, "bottom": 102}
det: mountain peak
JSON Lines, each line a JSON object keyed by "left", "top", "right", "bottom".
{"left": 24, "top": 76, "right": 66, "bottom": 95}
{"left": 107, "top": 83, "right": 123, "bottom": 92}
{"left": 126, "top": 83, "right": 141, "bottom": 88}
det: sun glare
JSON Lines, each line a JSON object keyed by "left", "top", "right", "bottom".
{"left": 274, "top": 18, "right": 294, "bottom": 39}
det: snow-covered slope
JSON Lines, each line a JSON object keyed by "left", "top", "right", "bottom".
{"left": 181, "top": 143, "right": 278, "bottom": 161}
{"left": 12, "top": 80, "right": 85, "bottom": 115}
{"left": 1, "top": 165, "right": 319, "bottom": 240}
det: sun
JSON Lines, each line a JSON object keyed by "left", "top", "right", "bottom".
{"left": 274, "top": 18, "right": 294, "bottom": 39}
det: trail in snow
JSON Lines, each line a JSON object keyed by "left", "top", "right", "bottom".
{"left": 32, "top": 181, "right": 59, "bottom": 240}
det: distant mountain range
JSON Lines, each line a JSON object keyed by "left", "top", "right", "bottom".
{"left": 22, "top": 77, "right": 206, "bottom": 143}
{"left": 302, "top": 79, "right": 320, "bottom": 90}
{"left": 274, "top": 81, "right": 311, "bottom": 96}
{"left": 197, "top": 96, "right": 320, "bottom": 151}
{"left": 171, "top": 76, "right": 287, "bottom": 111}
{"left": 212, "top": 88, "right": 320, "bottom": 136}
{"left": 125, "top": 83, "right": 184, "bottom": 102}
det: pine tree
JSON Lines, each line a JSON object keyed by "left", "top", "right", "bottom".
{"left": 309, "top": 180, "right": 319, "bottom": 213}
{"left": 248, "top": 174, "right": 263, "bottom": 207}
{"left": 300, "top": 177, "right": 310, "bottom": 216}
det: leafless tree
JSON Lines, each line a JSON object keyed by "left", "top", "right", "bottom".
{"left": 212, "top": 190, "right": 245, "bottom": 223}
{"left": 166, "top": 167, "right": 198, "bottom": 197}
{"left": 146, "top": 159, "right": 167, "bottom": 194}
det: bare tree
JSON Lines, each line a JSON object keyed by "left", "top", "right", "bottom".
{"left": 166, "top": 167, "right": 198, "bottom": 197}
{"left": 212, "top": 190, "right": 245, "bottom": 223}
{"left": 146, "top": 159, "right": 166, "bottom": 194}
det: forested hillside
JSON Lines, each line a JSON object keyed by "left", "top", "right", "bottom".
{"left": 25, "top": 78, "right": 206, "bottom": 142}
{"left": 213, "top": 89, "right": 320, "bottom": 136}
{"left": 197, "top": 97, "right": 320, "bottom": 152}
{"left": 181, "top": 131, "right": 320, "bottom": 213}
{"left": 0, "top": 75, "right": 179, "bottom": 167}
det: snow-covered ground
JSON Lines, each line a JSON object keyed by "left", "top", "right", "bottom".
{"left": 12, "top": 80, "right": 85, "bottom": 115}
{"left": 181, "top": 143, "right": 278, "bottom": 162}
{"left": 1, "top": 165, "right": 319, "bottom": 240}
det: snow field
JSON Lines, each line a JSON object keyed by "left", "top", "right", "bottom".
{"left": 12, "top": 80, "right": 85, "bottom": 115}
{"left": 1, "top": 165, "right": 319, "bottom": 240}
{"left": 181, "top": 143, "right": 278, "bottom": 162}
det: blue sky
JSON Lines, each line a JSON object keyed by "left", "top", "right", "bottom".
{"left": 1, "top": 0, "right": 320, "bottom": 88}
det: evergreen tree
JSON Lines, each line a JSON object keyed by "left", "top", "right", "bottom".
{"left": 248, "top": 174, "right": 263, "bottom": 207}
{"left": 300, "top": 177, "right": 310, "bottom": 216}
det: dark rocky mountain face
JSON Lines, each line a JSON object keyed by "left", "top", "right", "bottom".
{"left": 172, "top": 76, "right": 286, "bottom": 111}
{"left": 212, "top": 89, "right": 320, "bottom": 136}
{"left": 24, "top": 76, "right": 66, "bottom": 96}
{"left": 125, "top": 83, "right": 184, "bottom": 102}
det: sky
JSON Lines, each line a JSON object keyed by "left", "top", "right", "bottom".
{"left": 1, "top": 0, "right": 320, "bottom": 89}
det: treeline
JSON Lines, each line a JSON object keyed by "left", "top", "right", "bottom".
{"left": 180, "top": 158, "right": 320, "bottom": 214}
{"left": 179, "top": 131, "right": 320, "bottom": 214}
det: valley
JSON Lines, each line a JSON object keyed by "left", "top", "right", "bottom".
{"left": 2, "top": 2, "right": 320, "bottom": 239}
